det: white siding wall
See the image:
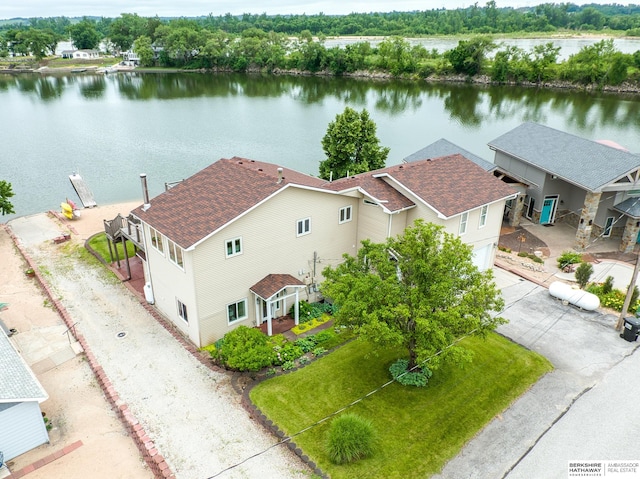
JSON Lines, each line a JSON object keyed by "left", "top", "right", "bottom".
{"left": 192, "top": 187, "right": 359, "bottom": 346}
{"left": 356, "top": 200, "right": 390, "bottom": 245}
{"left": 406, "top": 202, "right": 441, "bottom": 225}
{"left": 144, "top": 225, "right": 199, "bottom": 345}
{"left": 0, "top": 401, "right": 49, "bottom": 460}
{"left": 388, "top": 210, "right": 409, "bottom": 239}
{"left": 441, "top": 201, "right": 505, "bottom": 271}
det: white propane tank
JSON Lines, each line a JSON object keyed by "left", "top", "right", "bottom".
{"left": 144, "top": 283, "right": 155, "bottom": 304}
{"left": 549, "top": 281, "right": 599, "bottom": 311}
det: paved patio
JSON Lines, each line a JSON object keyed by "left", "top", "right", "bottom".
{"left": 502, "top": 220, "right": 640, "bottom": 290}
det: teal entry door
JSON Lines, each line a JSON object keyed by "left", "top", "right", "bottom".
{"left": 540, "top": 197, "right": 556, "bottom": 224}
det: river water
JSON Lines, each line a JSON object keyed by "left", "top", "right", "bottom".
{"left": 1, "top": 71, "right": 639, "bottom": 222}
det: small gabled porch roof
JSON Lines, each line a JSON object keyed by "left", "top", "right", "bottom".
{"left": 249, "top": 274, "right": 305, "bottom": 299}
{"left": 250, "top": 274, "right": 306, "bottom": 337}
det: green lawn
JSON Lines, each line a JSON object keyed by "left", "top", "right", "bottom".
{"left": 87, "top": 232, "right": 136, "bottom": 264}
{"left": 250, "top": 333, "right": 552, "bottom": 479}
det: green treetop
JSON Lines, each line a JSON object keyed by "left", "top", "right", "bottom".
{"left": 321, "top": 220, "right": 506, "bottom": 372}
{"left": 319, "top": 107, "right": 389, "bottom": 181}
{"left": 0, "top": 180, "right": 16, "bottom": 216}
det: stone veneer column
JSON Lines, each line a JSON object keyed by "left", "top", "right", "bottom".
{"left": 575, "top": 191, "right": 601, "bottom": 251}
{"left": 620, "top": 216, "right": 640, "bottom": 253}
{"left": 510, "top": 195, "right": 525, "bottom": 227}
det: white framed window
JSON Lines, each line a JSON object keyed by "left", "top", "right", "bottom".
{"left": 479, "top": 205, "right": 488, "bottom": 228}
{"left": 459, "top": 211, "right": 468, "bottom": 235}
{"left": 339, "top": 205, "right": 352, "bottom": 224}
{"left": 177, "top": 299, "right": 188, "bottom": 323}
{"left": 225, "top": 237, "right": 242, "bottom": 257}
{"left": 297, "top": 217, "right": 311, "bottom": 237}
{"left": 149, "top": 227, "right": 164, "bottom": 254}
{"left": 167, "top": 239, "right": 184, "bottom": 268}
{"left": 227, "top": 299, "right": 248, "bottom": 324}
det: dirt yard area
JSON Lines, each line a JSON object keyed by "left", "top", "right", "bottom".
{"left": 0, "top": 204, "right": 152, "bottom": 478}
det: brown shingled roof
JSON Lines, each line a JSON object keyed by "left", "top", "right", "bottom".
{"left": 134, "top": 154, "right": 515, "bottom": 249}
{"left": 377, "top": 155, "right": 517, "bottom": 217}
{"left": 133, "top": 157, "right": 326, "bottom": 249}
{"left": 250, "top": 274, "right": 305, "bottom": 299}
{"left": 324, "top": 173, "right": 415, "bottom": 212}
{"left": 327, "top": 154, "right": 515, "bottom": 217}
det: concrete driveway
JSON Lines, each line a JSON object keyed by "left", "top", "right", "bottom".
{"left": 433, "top": 268, "right": 640, "bottom": 479}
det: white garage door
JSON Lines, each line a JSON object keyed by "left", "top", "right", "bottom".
{"left": 472, "top": 244, "right": 492, "bottom": 271}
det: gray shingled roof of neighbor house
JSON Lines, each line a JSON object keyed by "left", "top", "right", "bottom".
{"left": 488, "top": 122, "right": 640, "bottom": 192}
{"left": 403, "top": 138, "right": 496, "bottom": 172}
{"left": 0, "top": 330, "right": 47, "bottom": 402}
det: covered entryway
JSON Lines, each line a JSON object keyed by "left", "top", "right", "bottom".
{"left": 250, "top": 274, "right": 305, "bottom": 336}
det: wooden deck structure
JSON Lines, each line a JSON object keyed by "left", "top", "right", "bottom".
{"left": 69, "top": 173, "right": 97, "bottom": 208}
{"left": 103, "top": 213, "right": 145, "bottom": 281}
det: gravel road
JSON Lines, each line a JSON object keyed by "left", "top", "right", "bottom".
{"left": 14, "top": 213, "right": 309, "bottom": 479}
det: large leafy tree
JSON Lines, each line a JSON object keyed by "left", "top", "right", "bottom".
{"left": 0, "top": 180, "right": 16, "bottom": 216}
{"left": 67, "top": 19, "right": 101, "bottom": 50}
{"left": 133, "top": 35, "right": 154, "bottom": 67}
{"left": 321, "top": 220, "right": 505, "bottom": 372}
{"left": 17, "top": 28, "right": 61, "bottom": 60}
{"left": 446, "top": 36, "right": 495, "bottom": 76}
{"left": 319, "top": 107, "right": 389, "bottom": 181}
{"left": 109, "top": 13, "right": 149, "bottom": 52}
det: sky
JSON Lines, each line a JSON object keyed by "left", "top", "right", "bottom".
{"left": 0, "top": 1, "right": 624, "bottom": 21}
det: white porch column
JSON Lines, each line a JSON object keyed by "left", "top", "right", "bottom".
{"left": 294, "top": 289, "right": 300, "bottom": 326}
{"left": 254, "top": 295, "right": 261, "bottom": 328}
{"left": 267, "top": 299, "right": 273, "bottom": 336}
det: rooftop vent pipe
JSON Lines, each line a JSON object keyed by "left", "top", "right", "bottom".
{"left": 140, "top": 173, "right": 151, "bottom": 211}
{"left": 277, "top": 167, "right": 283, "bottom": 184}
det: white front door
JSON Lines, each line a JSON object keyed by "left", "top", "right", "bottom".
{"left": 261, "top": 299, "right": 279, "bottom": 323}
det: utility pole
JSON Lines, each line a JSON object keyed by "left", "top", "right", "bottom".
{"left": 616, "top": 252, "right": 640, "bottom": 330}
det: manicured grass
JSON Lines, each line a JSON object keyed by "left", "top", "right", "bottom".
{"left": 87, "top": 232, "right": 136, "bottom": 264}
{"left": 250, "top": 333, "right": 552, "bottom": 479}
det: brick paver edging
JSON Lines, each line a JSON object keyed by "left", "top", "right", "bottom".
{"left": 87, "top": 229, "right": 331, "bottom": 477}
{"left": 235, "top": 340, "right": 358, "bottom": 479}
{"left": 4, "top": 223, "right": 175, "bottom": 479}
{"left": 7, "top": 440, "right": 83, "bottom": 478}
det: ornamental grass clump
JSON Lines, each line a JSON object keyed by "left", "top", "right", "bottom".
{"left": 326, "top": 413, "right": 376, "bottom": 464}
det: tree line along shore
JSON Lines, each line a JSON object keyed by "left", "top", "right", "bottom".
{"left": 2, "top": 5, "right": 640, "bottom": 92}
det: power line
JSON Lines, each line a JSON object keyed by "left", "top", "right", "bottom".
{"left": 206, "top": 327, "right": 480, "bottom": 478}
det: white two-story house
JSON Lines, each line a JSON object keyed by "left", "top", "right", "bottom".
{"left": 125, "top": 155, "right": 516, "bottom": 347}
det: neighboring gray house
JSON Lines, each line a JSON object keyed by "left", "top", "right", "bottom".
{"left": 0, "top": 329, "right": 49, "bottom": 462}
{"left": 404, "top": 138, "right": 496, "bottom": 172}
{"left": 489, "top": 122, "right": 640, "bottom": 252}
